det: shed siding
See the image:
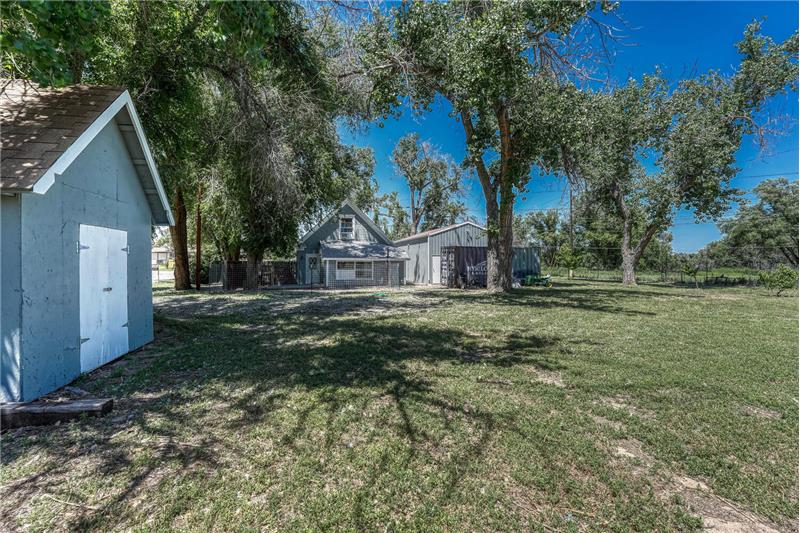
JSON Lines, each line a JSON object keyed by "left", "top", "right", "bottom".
{"left": 1, "top": 194, "right": 23, "bottom": 402}
{"left": 13, "top": 120, "right": 154, "bottom": 401}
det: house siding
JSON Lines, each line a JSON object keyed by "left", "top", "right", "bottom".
{"left": 297, "top": 203, "right": 391, "bottom": 286}
{"left": 5, "top": 120, "right": 155, "bottom": 402}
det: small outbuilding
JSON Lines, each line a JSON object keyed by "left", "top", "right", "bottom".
{"left": 1, "top": 82, "right": 173, "bottom": 402}
{"left": 394, "top": 222, "right": 541, "bottom": 285}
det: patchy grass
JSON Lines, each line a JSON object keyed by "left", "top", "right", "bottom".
{"left": 1, "top": 281, "right": 797, "bottom": 531}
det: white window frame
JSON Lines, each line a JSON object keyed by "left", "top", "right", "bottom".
{"left": 355, "top": 261, "right": 373, "bottom": 280}
{"left": 336, "top": 260, "right": 356, "bottom": 280}
{"left": 339, "top": 216, "right": 354, "bottom": 240}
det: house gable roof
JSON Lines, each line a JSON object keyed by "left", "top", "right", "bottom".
{"left": 299, "top": 198, "right": 391, "bottom": 246}
{"left": 1, "top": 81, "right": 174, "bottom": 226}
{"left": 393, "top": 221, "right": 486, "bottom": 245}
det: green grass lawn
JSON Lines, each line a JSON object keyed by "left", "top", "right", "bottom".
{"left": 1, "top": 281, "right": 797, "bottom": 531}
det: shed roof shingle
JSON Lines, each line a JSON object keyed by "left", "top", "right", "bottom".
{"left": 1, "top": 81, "right": 125, "bottom": 190}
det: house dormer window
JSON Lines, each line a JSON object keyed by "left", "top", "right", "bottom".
{"left": 340, "top": 217, "right": 354, "bottom": 240}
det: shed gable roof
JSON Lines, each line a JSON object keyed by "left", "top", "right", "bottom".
{"left": 0, "top": 81, "right": 174, "bottom": 225}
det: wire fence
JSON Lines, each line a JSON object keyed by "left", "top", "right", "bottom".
{"left": 207, "top": 260, "right": 298, "bottom": 290}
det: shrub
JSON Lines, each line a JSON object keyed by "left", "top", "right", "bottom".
{"left": 759, "top": 265, "right": 798, "bottom": 296}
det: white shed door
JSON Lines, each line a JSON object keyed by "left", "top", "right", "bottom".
{"left": 431, "top": 255, "right": 441, "bottom": 284}
{"left": 79, "top": 224, "right": 129, "bottom": 373}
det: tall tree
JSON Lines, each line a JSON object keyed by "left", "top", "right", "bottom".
{"left": 1, "top": 0, "right": 111, "bottom": 85}
{"left": 512, "top": 210, "right": 566, "bottom": 268}
{"left": 718, "top": 178, "right": 799, "bottom": 267}
{"left": 359, "top": 1, "right": 612, "bottom": 291}
{"left": 391, "top": 133, "right": 464, "bottom": 236}
{"left": 572, "top": 23, "right": 798, "bottom": 285}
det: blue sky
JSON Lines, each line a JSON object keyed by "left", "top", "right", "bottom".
{"left": 340, "top": 1, "right": 798, "bottom": 252}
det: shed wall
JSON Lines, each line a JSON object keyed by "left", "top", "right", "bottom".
{"left": 12, "top": 119, "right": 154, "bottom": 401}
{"left": 402, "top": 240, "right": 428, "bottom": 284}
{"left": 1, "top": 194, "right": 23, "bottom": 402}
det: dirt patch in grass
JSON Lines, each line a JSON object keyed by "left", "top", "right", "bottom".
{"left": 612, "top": 437, "right": 788, "bottom": 533}
{"left": 742, "top": 405, "right": 781, "bottom": 420}
{"left": 596, "top": 395, "right": 655, "bottom": 419}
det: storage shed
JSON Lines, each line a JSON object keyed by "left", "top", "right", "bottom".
{"left": 1, "top": 81, "right": 174, "bottom": 402}
{"left": 394, "top": 222, "right": 541, "bottom": 285}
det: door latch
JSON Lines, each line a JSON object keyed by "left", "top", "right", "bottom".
{"left": 103, "top": 287, "right": 113, "bottom": 292}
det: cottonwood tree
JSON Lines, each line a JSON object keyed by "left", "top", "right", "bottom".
{"left": 718, "top": 178, "right": 799, "bottom": 267}
{"left": 358, "top": 1, "right": 614, "bottom": 291}
{"left": 573, "top": 23, "right": 798, "bottom": 285}
{"left": 391, "top": 133, "right": 465, "bottom": 236}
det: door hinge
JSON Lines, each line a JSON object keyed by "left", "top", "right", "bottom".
{"left": 77, "top": 242, "right": 90, "bottom": 253}
{"left": 79, "top": 337, "right": 90, "bottom": 344}
{"left": 122, "top": 246, "right": 130, "bottom": 254}
{"left": 122, "top": 322, "right": 129, "bottom": 328}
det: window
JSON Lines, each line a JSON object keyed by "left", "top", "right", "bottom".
{"left": 336, "top": 261, "right": 355, "bottom": 280}
{"left": 340, "top": 217, "right": 354, "bottom": 239}
{"left": 356, "top": 262, "right": 373, "bottom": 280}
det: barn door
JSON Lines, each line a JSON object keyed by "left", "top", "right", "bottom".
{"left": 79, "top": 224, "right": 129, "bottom": 373}
{"left": 431, "top": 256, "right": 441, "bottom": 285}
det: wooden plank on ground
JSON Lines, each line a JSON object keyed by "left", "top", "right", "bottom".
{"left": 1, "top": 398, "right": 113, "bottom": 429}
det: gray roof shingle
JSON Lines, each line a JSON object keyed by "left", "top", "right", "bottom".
{"left": 321, "top": 241, "right": 409, "bottom": 260}
{"left": 1, "top": 81, "right": 125, "bottom": 190}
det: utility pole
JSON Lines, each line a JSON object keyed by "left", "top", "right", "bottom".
{"left": 195, "top": 183, "right": 202, "bottom": 291}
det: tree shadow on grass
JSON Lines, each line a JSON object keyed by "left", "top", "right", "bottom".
{"left": 1, "top": 291, "right": 587, "bottom": 530}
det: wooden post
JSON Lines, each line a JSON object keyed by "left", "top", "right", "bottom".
{"left": 195, "top": 184, "right": 202, "bottom": 291}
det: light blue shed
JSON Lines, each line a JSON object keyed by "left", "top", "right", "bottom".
{"left": 0, "top": 82, "right": 173, "bottom": 402}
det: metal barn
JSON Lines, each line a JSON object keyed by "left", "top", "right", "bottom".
{"left": 394, "top": 222, "right": 540, "bottom": 285}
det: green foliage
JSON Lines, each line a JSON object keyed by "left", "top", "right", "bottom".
{"left": 716, "top": 178, "right": 799, "bottom": 268}
{"left": 358, "top": 1, "right": 612, "bottom": 289}
{"left": 555, "top": 245, "right": 580, "bottom": 270}
{"left": 759, "top": 264, "right": 798, "bottom": 296}
{"left": 513, "top": 210, "right": 566, "bottom": 267}
{"left": 1, "top": 0, "right": 111, "bottom": 85}
{"left": 570, "top": 23, "right": 798, "bottom": 284}
{"left": 390, "top": 133, "right": 465, "bottom": 237}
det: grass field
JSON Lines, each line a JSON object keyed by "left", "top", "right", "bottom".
{"left": 1, "top": 281, "right": 797, "bottom": 531}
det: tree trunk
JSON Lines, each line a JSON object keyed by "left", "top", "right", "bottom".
{"left": 620, "top": 209, "right": 637, "bottom": 286}
{"left": 244, "top": 253, "right": 262, "bottom": 290}
{"left": 169, "top": 187, "right": 191, "bottom": 290}
{"left": 496, "top": 181, "right": 515, "bottom": 291}
{"left": 195, "top": 184, "right": 202, "bottom": 290}
{"left": 485, "top": 197, "right": 502, "bottom": 292}
{"left": 621, "top": 249, "right": 637, "bottom": 286}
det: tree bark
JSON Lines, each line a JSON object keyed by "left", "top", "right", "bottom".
{"left": 169, "top": 187, "right": 191, "bottom": 290}
{"left": 244, "top": 253, "right": 262, "bottom": 290}
{"left": 195, "top": 184, "right": 202, "bottom": 290}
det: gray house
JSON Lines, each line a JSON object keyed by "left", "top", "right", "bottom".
{"left": 296, "top": 199, "right": 408, "bottom": 289}
{"left": 1, "top": 82, "right": 173, "bottom": 402}
{"left": 395, "top": 222, "right": 541, "bottom": 284}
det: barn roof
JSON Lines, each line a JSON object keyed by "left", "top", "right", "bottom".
{"left": 0, "top": 81, "right": 174, "bottom": 225}
{"left": 321, "top": 241, "right": 409, "bottom": 260}
{"left": 393, "top": 221, "right": 486, "bottom": 245}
